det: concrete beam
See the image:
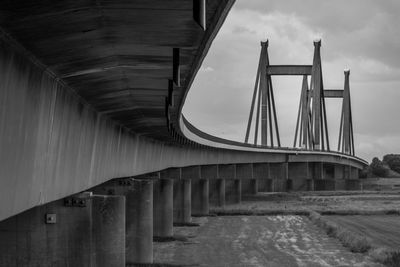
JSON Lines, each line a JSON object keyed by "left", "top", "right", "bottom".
{"left": 200, "top": 165, "right": 218, "bottom": 179}
{"left": 218, "top": 164, "right": 236, "bottom": 179}
{"left": 324, "top": 89, "right": 344, "bottom": 98}
{"left": 236, "top": 164, "right": 253, "bottom": 179}
{"left": 160, "top": 168, "right": 181, "bottom": 180}
{"left": 182, "top": 166, "right": 201, "bottom": 179}
{"left": 266, "top": 65, "right": 312, "bottom": 75}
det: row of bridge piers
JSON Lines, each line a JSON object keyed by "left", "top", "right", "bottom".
{"left": 0, "top": 162, "right": 360, "bottom": 266}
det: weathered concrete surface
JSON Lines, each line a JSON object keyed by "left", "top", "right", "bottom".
{"left": 154, "top": 216, "right": 380, "bottom": 266}
{"left": 209, "top": 179, "right": 225, "bottom": 207}
{"left": 126, "top": 180, "right": 153, "bottom": 264}
{"left": 153, "top": 179, "right": 174, "bottom": 238}
{"left": 0, "top": 194, "right": 125, "bottom": 267}
{"left": 173, "top": 179, "right": 191, "bottom": 224}
{"left": 241, "top": 179, "right": 258, "bottom": 195}
{"left": 191, "top": 179, "right": 209, "bottom": 215}
{"left": 225, "top": 179, "right": 241, "bottom": 204}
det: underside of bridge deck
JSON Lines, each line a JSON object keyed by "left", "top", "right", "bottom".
{"left": 0, "top": 0, "right": 231, "bottom": 140}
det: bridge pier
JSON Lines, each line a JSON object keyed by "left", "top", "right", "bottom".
{"left": 191, "top": 179, "right": 209, "bottom": 215}
{"left": 269, "top": 163, "right": 288, "bottom": 192}
{"left": 173, "top": 179, "right": 192, "bottom": 224}
{"left": 288, "top": 162, "right": 309, "bottom": 191}
{"left": 313, "top": 162, "right": 340, "bottom": 191}
{"left": 253, "top": 163, "right": 271, "bottom": 192}
{"left": 346, "top": 167, "right": 361, "bottom": 190}
{"left": 182, "top": 166, "right": 209, "bottom": 216}
{"left": 333, "top": 164, "right": 346, "bottom": 190}
{"left": 312, "top": 162, "right": 326, "bottom": 191}
{"left": 314, "top": 162, "right": 338, "bottom": 191}
{"left": 209, "top": 179, "right": 226, "bottom": 207}
{"left": 225, "top": 179, "right": 242, "bottom": 204}
{"left": 219, "top": 164, "right": 241, "bottom": 204}
{"left": 201, "top": 165, "right": 224, "bottom": 207}
{"left": 92, "top": 179, "right": 154, "bottom": 264}
{"left": 237, "top": 164, "right": 258, "bottom": 195}
{"left": 91, "top": 195, "right": 126, "bottom": 267}
{"left": 160, "top": 168, "right": 192, "bottom": 224}
{"left": 0, "top": 193, "right": 125, "bottom": 267}
{"left": 153, "top": 179, "right": 174, "bottom": 238}
{"left": 126, "top": 179, "right": 153, "bottom": 264}
{"left": 241, "top": 179, "right": 258, "bottom": 195}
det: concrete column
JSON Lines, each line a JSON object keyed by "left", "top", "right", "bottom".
{"left": 153, "top": 179, "right": 173, "bottom": 238}
{"left": 173, "top": 179, "right": 191, "bottom": 224}
{"left": 91, "top": 195, "right": 126, "bottom": 267}
{"left": 126, "top": 179, "right": 153, "bottom": 265}
{"left": 334, "top": 164, "right": 344, "bottom": 179}
{"left": 269, "top": 163, "right": 288, "bottom": 192}
{"left": 253, "top": 163, "right": 270, "bottom": 192}
{"left": 344, "top": 165, "right": 351, "bottom": 179}
{"left": 236, "top": 164, "right": 257, "bottom": 195}
{"left": 225, "top": 179, "right": 241, "bottom": 204}
{"left": 241, "top": 179, "right": 258, "bottom": 195}
{"left": 0, "top": 193, "right": 125, "bottom": 267}
{"left": 209, "top": 179, "right": 225, "bottom": 207}
{"left": 191, "top": 179, "right": 209, "bottom": 216}
{"left": 350, "top": 167, "right": 359, "bottom": 179}
{"left": 307, "top": 179, "right": 315, "bottom": 191}
{"left": 313, "top": 162, "right": 324, "bottom": 179}
{"left": 288, "top": 162, "right": 309, "bottom": 191}
{"left": 313, "top": 162, "right": 325, "bottom": 191}
{"left": 346, "top": 179, "right": 361, "bottom": 190}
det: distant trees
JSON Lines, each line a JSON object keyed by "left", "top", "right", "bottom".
{"left": 382, "top": 154, "right": 400, "bottom": 174}
{"left": 369, "top": 157, "right": 388, "bottom": 177}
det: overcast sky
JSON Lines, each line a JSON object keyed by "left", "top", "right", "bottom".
{"left": 183, "top": 0, "right": 400, "bottom": 162}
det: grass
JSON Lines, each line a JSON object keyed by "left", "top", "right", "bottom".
{"left": 319, "top": 209, "right": 400, "bottom": 216}
{"left": 173, "top": 222, "right": 200, "bottom": 227}
{"left": 308, "top": 211, "right": 400, "bottom": 266}
{"left": 211, "top": 209, "right": 309, "bottom": 216}
{"left": 127, "top": 264, "right": 198, "bottom": 267}
{"left": 369, "top": 248, "right": 400, "bottom": 267}
{"left": 308, "top": 211, "right": 372, "bottom": 253}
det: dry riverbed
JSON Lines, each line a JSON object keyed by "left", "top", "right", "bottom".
{"left": 153, "top": 216, "right": 382, "bottom": 267}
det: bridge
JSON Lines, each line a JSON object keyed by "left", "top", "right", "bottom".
{"left": 0, "top": 1, "right": 367, "bottom": 266}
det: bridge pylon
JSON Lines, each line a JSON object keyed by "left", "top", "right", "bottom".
{"left": 338, "top": 69, "right": 355, "bottom": 155}
{"left": 294, "top": 39, "right": 330, "bottom": 151}
{"left": 246, "top": 39, "right": 355, "bottom": 155}
{"left": 244, "top": 40, "right": 281, "bottom": 147}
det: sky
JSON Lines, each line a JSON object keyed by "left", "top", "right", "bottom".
{"left": 183, "top": 0, "right": 400, "bottom": 163}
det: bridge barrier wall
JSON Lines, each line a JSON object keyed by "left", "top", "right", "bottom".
{"left": 0, "top": 34, "right": 366, "bottom": 222}
{"left": 0, "top": 193, "right": 125, "bottom": 267}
